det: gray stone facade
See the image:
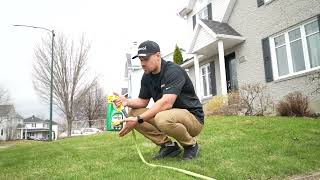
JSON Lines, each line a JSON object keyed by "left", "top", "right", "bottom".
{"left": 226, "top": 0, "right": 320, "bottom": 112}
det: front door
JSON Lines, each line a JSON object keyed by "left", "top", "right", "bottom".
{"left": 225, "top": 52, "right": 239, "bottom": 92}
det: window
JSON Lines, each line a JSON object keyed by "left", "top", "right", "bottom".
{"left": 270, "top": 19, "right": 320, "bottom": 79}
{"left": 32, "top": 123, "right": 36, "bottom": 127}
{"left": 200, "top": 64, "right": 213, "bottom": 97}
{"left": 305, "top": 21, "right": 320, "bottom": 68}
{"left": 1, "top": 129, "right": 3, "bottom": 136}
{"left": 289, "top": 28, "right": 306, "bottom": 72}
{"left": 198, "top": 6, "right": 208, "bottom": 20}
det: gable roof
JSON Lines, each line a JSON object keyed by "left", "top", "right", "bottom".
{"left": 188, "top": 19, "right": 245, "bottom": 54}
{"left": 24, "top": 115, "right": 58, "bottom": 125}
{"left": 201, "top": 19, "right": 241, "bottom": 36}
{"left": 24, "top": 115, "right": 43, "bottom": 123}
{"left": 0, "top": 105, "right": 14, "bottom": 116}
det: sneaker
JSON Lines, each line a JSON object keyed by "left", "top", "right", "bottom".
{"left": 153, "top": 142, "right": 181, "bottom": 159}
{"left": 182, "top": 143, "right": 199, "bottom": 160}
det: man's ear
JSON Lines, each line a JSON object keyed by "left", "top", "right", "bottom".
{"left": 156, "top": 52, "right": 161, "bottom": 60}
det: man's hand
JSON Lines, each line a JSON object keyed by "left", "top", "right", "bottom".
{"left": 119, "top": 117, "right": 138, "bottom": 137}
{"left": 113, "top": 92, "right": 128, "bottom": 108}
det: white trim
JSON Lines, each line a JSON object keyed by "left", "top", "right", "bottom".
{"left": 194, "top": 54, "right": 202, "bottom": 101}
{"left": 270, "top": 37, "right": 279, "bottom": 78}
{"left": 274, "top": 66, "right": 320, "bottom": 80}
{"left": 284, "top": 32, "right": 294, "bottom": 74}
{"left": 264, "top": 0, "right": 274, "bottom": 5}
{"left": 217, "top": 34, "right": 246, "bottom": 41}
{"left": 181, "top": 58, "right": 194, "bottom": 68}
{"left": 222, "top": 0, "right": 237, "bottom": 23}
{"left": 301, "top": 25, "right": 311, "bottom": 69}
{"left": 188, "top": 23, "right": 201, "bottom": 53}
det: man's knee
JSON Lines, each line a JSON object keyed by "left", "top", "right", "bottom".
{"left": 154, "top": 111, "right": 173, "bottom": 130}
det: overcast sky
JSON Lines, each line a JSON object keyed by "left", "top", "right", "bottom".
{"left": 0, "top": 0, "right": 190, "bottom": 120}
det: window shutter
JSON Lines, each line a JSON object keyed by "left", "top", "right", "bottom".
{"left": 262, "top": 38, "right": 273, "bottom": 82}
{"left": 210, "top": 61, "right": 217, "bottom": 96}
{"left": 192, "top": 15, "right": 196, "bottom": 29}
{"left": 257, "top": 0, "right": 264, "bottom": 7}
{"left": 207, "top": 3, "right": 212, "bottom": 20}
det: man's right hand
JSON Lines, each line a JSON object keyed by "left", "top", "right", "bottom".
{"left": 113, "top": 92, "right": 128, "bottom": 108}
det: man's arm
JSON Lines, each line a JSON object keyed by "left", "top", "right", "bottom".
{"left": 127, "top": 98, "right": 150, "bottom": 109}
{"left": 139, "top": 94, "right": 177, "bottom": 122}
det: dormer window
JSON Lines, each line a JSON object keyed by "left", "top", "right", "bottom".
{"left": 192, "top": 3, "right": 212, "bottom": 29}
{"left": 198, "top": 6, "right": 209, "bottom": 20}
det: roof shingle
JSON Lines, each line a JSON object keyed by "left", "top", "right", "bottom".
{"left": 201, "top": 19, "right": 241, "bottom": 36}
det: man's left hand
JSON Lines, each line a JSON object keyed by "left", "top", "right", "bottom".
{"left": 119, "top": 117, "right": 138, "bottom": 137}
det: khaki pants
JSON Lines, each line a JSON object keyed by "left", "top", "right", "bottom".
{"left": 129, "top": 108, "right": 203, "bottom": 146}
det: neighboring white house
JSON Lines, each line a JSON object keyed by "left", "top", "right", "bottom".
{"left": 0, "top": 105, "right": 23, "bottom": 141}
{"left": 17, "top": 115, "right": 59, "bottom": 140}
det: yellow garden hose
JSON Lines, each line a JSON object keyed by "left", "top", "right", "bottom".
{"left": 131, "top": 130, "right": 215, "bottom": 180}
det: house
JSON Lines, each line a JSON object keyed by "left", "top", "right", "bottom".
{"left": 17, "top": 115, "right": 59, "bottom": 140}
{"left": 0, "top": 105, "right": 23, "bottom": 141}
{"left": 178, "top": 0, "right": 320, "bottom": 113}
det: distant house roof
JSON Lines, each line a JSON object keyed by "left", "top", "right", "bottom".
{"left": 24, "top": 115, "right": 58, "bottom": 125}
{"left": 0, "top": 105, "right": 14, "bottom": 116}
{"left": 44, "top": 120, "right": 59, "bottom": 125}
{"left": 15, "top": 114, "right": 24, "bottom": 119}
{"left": 201, "top": 19, "right": 241, "bottom": 36}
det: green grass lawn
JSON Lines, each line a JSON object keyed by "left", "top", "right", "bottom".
{"left": 1, "top": 116, "right": 320, "bottom": 180}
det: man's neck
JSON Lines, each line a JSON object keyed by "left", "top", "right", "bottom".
{"left": 152, "top": 59, "right": 162, "bottom": 74}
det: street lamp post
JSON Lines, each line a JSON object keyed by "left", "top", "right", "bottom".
{"left": 13, "top": 24, "right": 55, "bottom": 141}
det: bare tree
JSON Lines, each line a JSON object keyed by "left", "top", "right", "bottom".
{"left": 74, "top": 81, "right": 106, "bottom": 128}
{"left": 0, "top": 86, "right": 10, "bottom": 105}
{"left": 32, "top": 34, "right": 96, "bottom": 136}
{"left": 308, "top": 72, "right": 320, "bottom": 95}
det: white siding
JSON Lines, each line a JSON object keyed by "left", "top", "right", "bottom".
{"left": 193, "top": 27, "right": 215, "bottom": 52}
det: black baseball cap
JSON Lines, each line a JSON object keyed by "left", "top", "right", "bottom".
{"left": 132, "top": 40, "right": 160, "bottom": 59}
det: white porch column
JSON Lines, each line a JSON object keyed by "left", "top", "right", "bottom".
{"left": 193, "top": 54, "right": 201, "bottom": 102}
{"left": 218, "top": 40, "right": 228, "bottom": 95}
{"left": 20, "top": 129, "right": 23, "bottom": 139}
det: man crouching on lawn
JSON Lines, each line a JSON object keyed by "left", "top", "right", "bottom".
{"left": 113, "top": 40, "right": 204, "bottom": 161}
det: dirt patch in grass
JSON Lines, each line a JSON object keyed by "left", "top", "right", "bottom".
{"left": 288, "top": 171, "right": 320, "bottom": 180}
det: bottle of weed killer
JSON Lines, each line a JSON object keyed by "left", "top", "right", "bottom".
{"left": 106, "top": 96, "right": 124, "bottom": 131}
